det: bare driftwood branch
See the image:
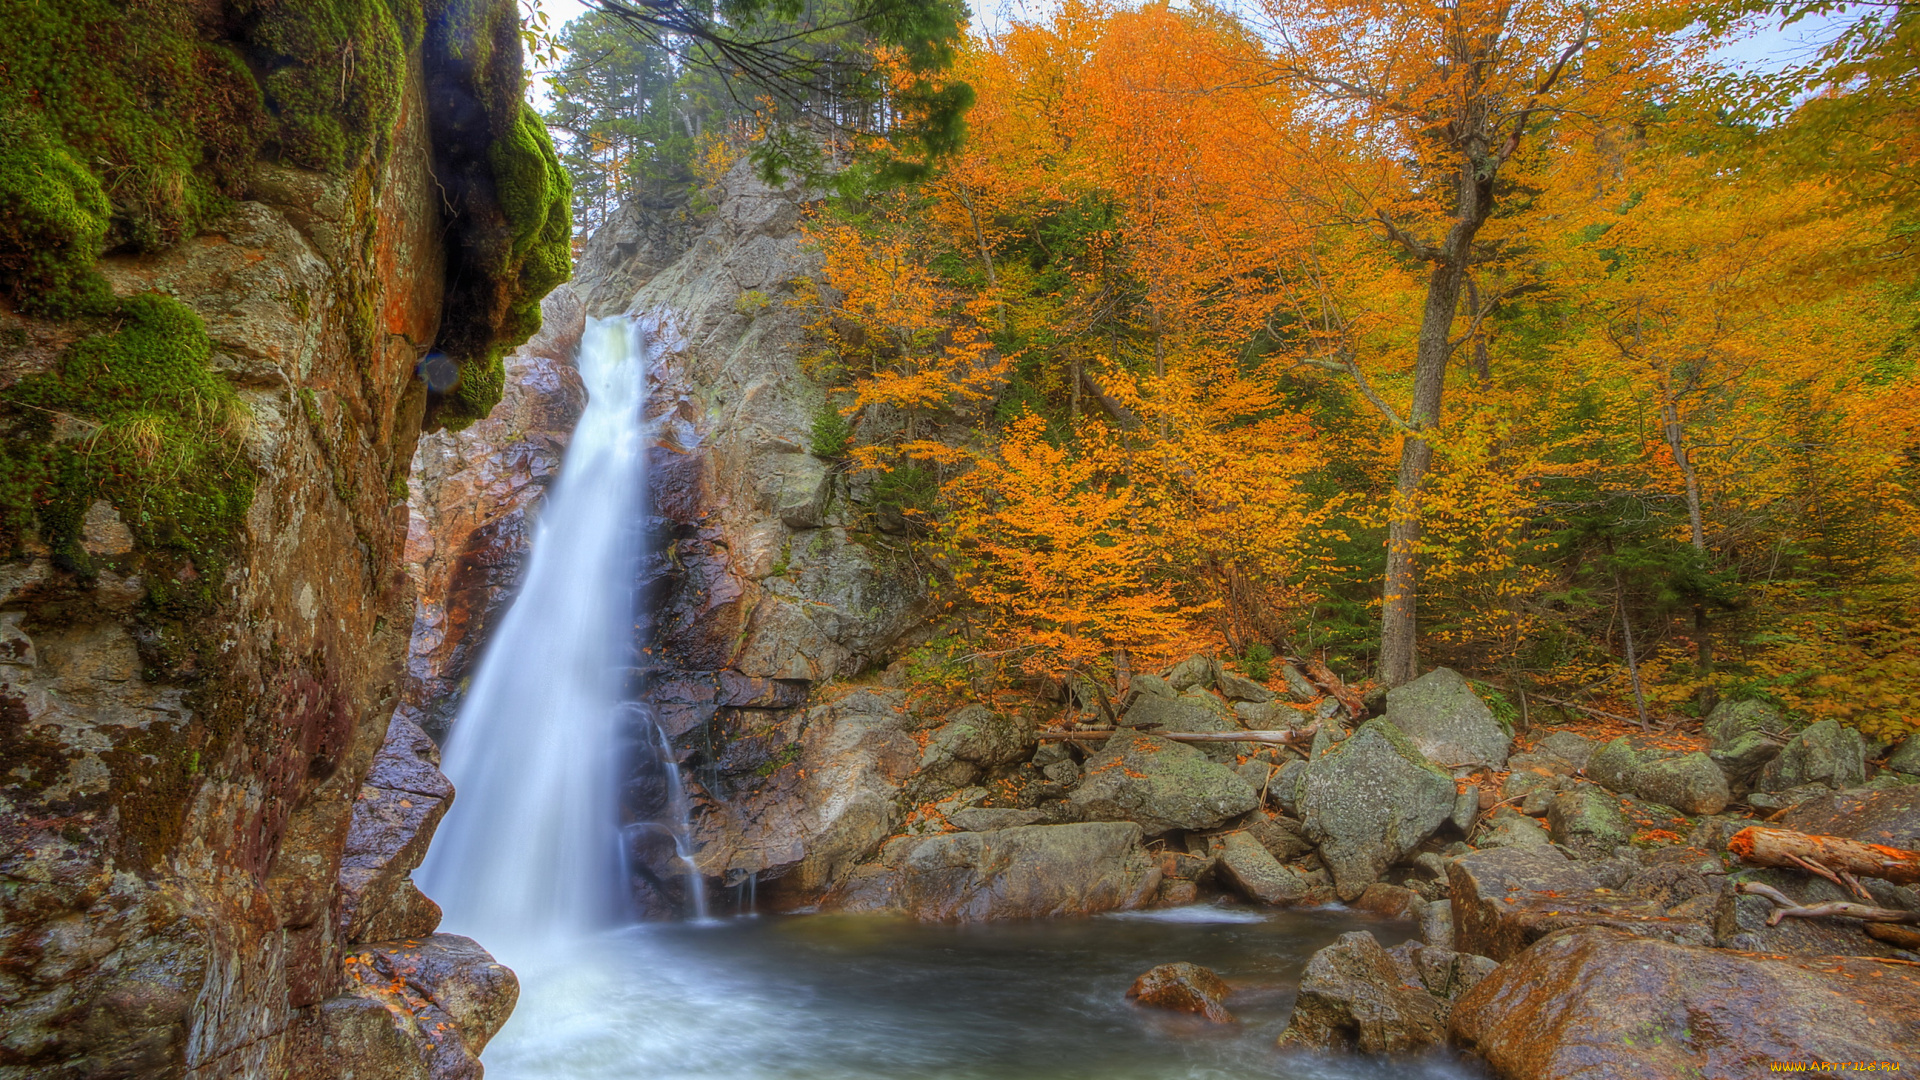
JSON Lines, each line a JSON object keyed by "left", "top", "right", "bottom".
{"left": 1736, "top": 882, "right": 1920, "bottom": 928}
{"left": 1728, "top": 826, "right": 1920, "bottom": 886}
{"left": 1036, "top": 725, "right": 1319, "bottom": 749}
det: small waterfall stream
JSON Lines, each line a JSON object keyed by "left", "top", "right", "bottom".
{"left": 417, "top": 314, "right": 703, "bottom": 952}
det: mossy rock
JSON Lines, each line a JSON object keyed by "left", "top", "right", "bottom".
{"left": 0, "top": 0, "right": 265, "bottom": 312}
{"left": 0, "top": 295, "right": 253, "bottom": 570}
{"left": 421, "top": 4, "right": 573, "bottom": 431}
{"left": 232, "top": 0, "right": 424, "bottom": 173}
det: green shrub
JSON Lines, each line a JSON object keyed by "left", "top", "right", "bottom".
{"left": 811, "top": 403, "right": 855, "bottom": 459}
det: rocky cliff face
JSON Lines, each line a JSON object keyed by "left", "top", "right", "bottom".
{"left": 0, "top": 3, "right": 560, "bottom": 1077}
{"left": 572, "top": 163, "right": 930, "bottom": 908}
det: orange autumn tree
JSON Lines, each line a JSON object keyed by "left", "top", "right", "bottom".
{"left": 1250, "top": 0, "right": 1690, "bottom": 686}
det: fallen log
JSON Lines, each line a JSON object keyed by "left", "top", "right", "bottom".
{"left": 1736, "top": 882, "right": 1920, "bottom": 928}
{"left": 1866, "top": 923, "right": 1920, "bottom": 951}
{"left": 1727, "top": 826, "right": 1920, "bottom": 886}
{"left": 1297, "top": 659, "right": 1364, "bottom": 719}
{"left": 1035, "top": 725, "right": 1319, "bottom": 750}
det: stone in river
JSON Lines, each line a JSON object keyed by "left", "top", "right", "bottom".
{"left": 1127, "top": 962, "right": 1235, "bottom": 1023}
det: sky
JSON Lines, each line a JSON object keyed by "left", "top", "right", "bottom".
{"left": 527, "top": 0, "right": 1859, "bottom": 100}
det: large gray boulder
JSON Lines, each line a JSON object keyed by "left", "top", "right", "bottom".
{"left": 1384, "top": 667, "right": 1510, "bottom": 769}
{"left": 1705, "top": 699, "right": 1785, "bottom": 788}
{"left": 1758, "top": 720, "right": 1867, "bottom": 792}
{"left": 1069, "top": 731, "right": 1259, "bottom": 834}
{"left": 1297, "top": 720, "right": 1455, "bottom": 899}
{"left": 924, "top": 704, "right": 1036, "bottom": 768}
{"left": 1630, "top": 752, "right": 1730, "bottom": 815}
{"left": 832, "top": 822, "right": 1160, "bottom": 920}
{"left": 1214, "top": 830, "right": 1311, "bottom": 905}
{"left": 1584, "top": 737, "right": 1643, "bottom": 791}
{"left": 1122, "top": 690, "right": 1242, "bottom": 761}
{"left": 1889, "top": 736, "right": 1920, "bottom": 778}
{"left": 1214, "top": 667, "right": 1274, "bottom": 703}
{"left": 1277, "top": 931, "right": 1449, "bottom": 1053}
{"left": 1546, "top": 786, "right": 1634, "bottom": 859}
{"left": 1451, "top": 927, "right": 1920, "bottom": 1078}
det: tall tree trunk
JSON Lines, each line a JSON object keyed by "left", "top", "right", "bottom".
{"left": 1380, "top": 259, "right": 1467, "bottom": 687}
{"left": 1661, "top": 388, "right": 1715, "bottom": 711}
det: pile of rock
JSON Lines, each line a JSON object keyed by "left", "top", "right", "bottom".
{"left": 1264, "top": 692, "right": 1920, "bottom": 1074}
{"left": 762, "top": 660, "right": 1520, "bottom": 921}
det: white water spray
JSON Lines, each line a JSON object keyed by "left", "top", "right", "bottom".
{"left": 418, "top": 315, "right": 692, "bottom": 951}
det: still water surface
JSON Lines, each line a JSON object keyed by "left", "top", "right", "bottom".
{"left": 480, "top": 904, "right": 1484, "bottom": 1080}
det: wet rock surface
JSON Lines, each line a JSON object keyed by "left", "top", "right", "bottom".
{"left": 322, "top": 935, "right": 518, "bottom": 1080}
{"left": 337, "top": 715, "right": 452, "bottom": 944}
{"left": 1449, "top": 845, "right": 1714, "bottom": 961}
{"left": 1277, "top": 931, "right": 1449, "bottom": 1053}
{"left": 832, "top": 822, "right": 1160, "bottom": 921}
{"left": 1451, "top": 926, "right": 1920, "bottom": 1078}
{"left": 1127, "top": 962, "right": 1235, "bottom": 1023}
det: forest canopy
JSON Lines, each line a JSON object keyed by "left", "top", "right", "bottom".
{"left": 551, "top": 0, "right": 1920, "bottom": 739}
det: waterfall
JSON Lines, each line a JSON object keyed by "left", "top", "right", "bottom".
{"left": 417, "top": 314, "right": 702, "bottom": 950}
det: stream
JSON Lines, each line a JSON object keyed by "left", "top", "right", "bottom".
{"left": 477, "top": 905, "right": 1484, "bottom": 1080}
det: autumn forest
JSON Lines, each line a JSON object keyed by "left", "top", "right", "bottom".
{"left": 666, "top": 0, "right": 1917, "bottom": 743}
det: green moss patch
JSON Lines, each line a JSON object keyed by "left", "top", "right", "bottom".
{"left": 230, "top": 0, "right": 425, "bottom": 173}
{"left": 0, "top": 0, "right": 265, "bottom": 313}
{"left": 0, "top": 295, "right": 254, "bottom": 571}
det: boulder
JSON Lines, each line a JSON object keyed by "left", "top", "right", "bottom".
{"left": 1276, "top": 931, "right": 1448, "bottom": 1053}
{"left": 1232, "top": 699, "right": 1293, "bottom": 726}
{"left": 1069, "top": 732, "right": 1259, "bottom": 834}
{"left": 1353, "top": 882, "right": 1421, "bottom": 919}
{"left": 948, "top": 807, "right": 1045, "bottom": 832}
{"left": 1121, "top": 690, "right": 1242, "bottom": 762}
{"left": 1476, "top": 806, "right": 1551, "bottom": 849}
{"left": 1775, "top": 784, "right": 1920, "bottom": 849}
{"left": 1890, "top": 736, "right": 1920, "bottom": 778}
{"left": 322, "top": 935, "right": 520, "bottom": 1080}
{"left": 1215, "top": 668, "right": 1274, "bottom": 703}
{"left": 1533, "top": 731, "right": 1596, "bottom": 769}
{"left": 1583, "top": 737, "right": 1642, "bottom": 792}
{"left": 924, "top": 704, "right": 1037, "bottom": 769}
{"left": 1419, "top": 901, "right": 1455, "bottom": 949}
{"left": 1383, "top": 667, "right": 1511, "bottom": 769}
{"left": 1214, "top": 831, "right": 1311, "bottom": 905}
{"left": 1298, "top": 720, "right": 1456, "bottom": 899}
{"left": 1450, "top": 927, "right": 1920, "bottom": 1079}
{"left": 1628, "top": 752, "right": 1730, "bottom": 815}
{"left": 1165, "top": 655, "right": 1215, "bottom": 691}
{"left": 1714, "top": 868, "right": 1917, "bottom": 959}
{"left": 1545, "top": 786, "right": 1634, "bottom": 859}
{"left": 338, "top": 715, "right": 452, "bottom": 943}
{"left": 1448, "top": 845, "right": 1713, "bottom": 961}
{"left": 1757, "top": 719, "right": 1867, "bottom": 792}
{"left": 1390, "top": 939, "right": 1499, "bottom": 1001}
{"left": 1278, "top": 663, "right": 1320, "bottom": 704}
{"left": 1242, "top": 813, "right": 1314, "bottom": 862}
{"left": 1127, "top": 962, "right": 1234, "bottom": 1023}
{"left": 1705, "top": 699, "right": 1785, "bottom": 788}
{"left": 833, "top": 823, "right": 1160, "bottom": 921}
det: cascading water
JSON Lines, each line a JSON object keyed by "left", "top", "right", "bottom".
{"left": 417, "top": 314, "right": 704, "bottom": 954}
